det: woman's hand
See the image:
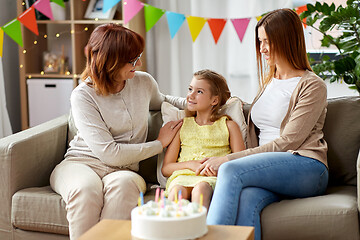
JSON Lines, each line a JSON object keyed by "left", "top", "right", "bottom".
{"left": 195, "top": 156, "right": 229, "bottom": 176}
{"left": 157, "top": 120, "right": 183, "bottom": 148}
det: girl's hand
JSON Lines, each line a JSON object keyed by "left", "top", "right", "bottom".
{"left": 157, "top": 120, "right": 183, "bottom": 148}
{"left": 195, "top": 156, "right": 229, "bottom": 176}
{"left": 187, "top": 160, "right": 203, "bottom": 172}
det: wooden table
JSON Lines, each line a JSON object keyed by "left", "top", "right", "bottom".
{"left": 79, "top": 219, "right": 254, "bottom": 240}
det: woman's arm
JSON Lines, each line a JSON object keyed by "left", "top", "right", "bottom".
{"left": 71, "top": 86, "right": 181, "bottom": 168}
{"left": 161, "top": 130, "right": 202, "bottom": 177}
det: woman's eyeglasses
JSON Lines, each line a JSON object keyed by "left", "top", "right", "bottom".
{"left": 129, "top": 52, "right": 143, "bottom": 67}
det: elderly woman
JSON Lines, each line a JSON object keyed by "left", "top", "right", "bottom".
{"left": 50, "top": 23, "right": 184, "bottom": 239}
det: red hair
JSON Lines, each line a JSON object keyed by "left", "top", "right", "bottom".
{"left": 82, "top": 23, "right": 144, "bottom": 95}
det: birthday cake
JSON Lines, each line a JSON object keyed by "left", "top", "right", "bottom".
{"left": 131, "top": 198, "right": 208, "bottom": 240}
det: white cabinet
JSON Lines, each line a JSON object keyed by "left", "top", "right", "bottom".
{"left": 27, "top": 79, "right": 73, "bottom": 127}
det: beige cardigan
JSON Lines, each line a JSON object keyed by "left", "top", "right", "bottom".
{"left": 227, "top": 70, "right": 328, "bottom": 167}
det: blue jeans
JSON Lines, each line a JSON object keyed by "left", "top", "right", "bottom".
{"left": 207, "top": 152, "right": 328, "bottom": 240}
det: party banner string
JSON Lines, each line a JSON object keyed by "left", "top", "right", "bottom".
{"left": 0, "top": 0, "right": 308, "bottom": 58}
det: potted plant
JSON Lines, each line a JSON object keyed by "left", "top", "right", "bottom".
{"left": 300, "top": 0, "right": 360, "bottom": 93}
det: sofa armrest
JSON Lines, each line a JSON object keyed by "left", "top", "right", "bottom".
{"left": 0, "top": 114, "right": 68, "bottom": 232}
{"left": 357, "top": 149, "right": 360, "bottom": 211}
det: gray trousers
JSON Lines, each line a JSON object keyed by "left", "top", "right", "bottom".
{"left": 50, "top": 158, "right": 146, "bottom": 239}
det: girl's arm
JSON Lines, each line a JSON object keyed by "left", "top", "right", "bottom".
{"left": 161, "top": 130, "right": 202, "bottom": 177}
{"left": 226, "top": 120, "right": 245, "bottom": 153}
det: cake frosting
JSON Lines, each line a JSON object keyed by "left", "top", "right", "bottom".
{"left": 131, "top": 199, "right": 208, "bottom": 240}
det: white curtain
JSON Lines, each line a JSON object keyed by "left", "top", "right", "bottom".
{"left": 0, "top": 57, "right": 12, "bottom": 138}
{"left": 147, "top": 0, "right": 293, "bottom": 103}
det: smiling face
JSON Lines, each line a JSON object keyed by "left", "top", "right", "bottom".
{"left": 117, "top": 56, "right": 142, "bottom": 81}
{"left": 186, "top": 77, "right": 219, "bottom": 113}
{"left": 258, "top": 26, "right": 273, "bottom": 64}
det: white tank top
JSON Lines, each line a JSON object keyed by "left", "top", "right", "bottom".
{"left": 251, "top": 77, "right": 301, "bottom": 146}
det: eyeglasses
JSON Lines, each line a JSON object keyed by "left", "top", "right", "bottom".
{"left": 129, "top": 52, "right": 143, "bottom": 67}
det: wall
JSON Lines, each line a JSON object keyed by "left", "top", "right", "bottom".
{"left": 1, "top": 0, "right": 21, "bottom": 133}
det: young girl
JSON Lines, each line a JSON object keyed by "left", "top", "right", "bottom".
{"left": 161, "top": 69, "right": 245, "bottom": 209}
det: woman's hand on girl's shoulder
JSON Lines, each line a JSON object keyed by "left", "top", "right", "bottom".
{"left": 157, "top": 120, "right": 183, "bottom": 148}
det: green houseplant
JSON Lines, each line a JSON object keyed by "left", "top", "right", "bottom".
{"left": 300, "top": 0, "right": 360, "bottom": 93}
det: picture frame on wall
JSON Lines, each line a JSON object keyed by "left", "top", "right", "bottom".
{"left": 84, "top": 0, "right": 117, "bottom": 20}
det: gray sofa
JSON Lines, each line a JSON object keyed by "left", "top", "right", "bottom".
{"left": 0, "top": 96, "right": 359, "bottom": 240}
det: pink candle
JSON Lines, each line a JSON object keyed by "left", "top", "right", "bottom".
{"left": 178, "top": 191, "right": 182, "bottom": 211}
{"left": 155, "top": 187, "right": 160, "bottom": 203}
{"left": 161, "top": 189, "right": 165, "bottom": 208}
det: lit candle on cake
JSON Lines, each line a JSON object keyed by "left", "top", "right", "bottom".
{"left": 178, "top": 190, "right": 182, "bottom": 210}
{"left": 161, "top": 189, "right": 165, "bottom": 208}
{"left": 140, "top": 192, "right": 144, "bottom": 206}
{"left": 138, "top": 196, "right": 142, "bottom": 214}
{"left": 199, "top": 194, "right": 203, "bottom": 212}
{"left": 174, "top": 187, "right": 178, "bottom": 203}
{"left": 155, "top": 187, "right": 160, "bottom": 203}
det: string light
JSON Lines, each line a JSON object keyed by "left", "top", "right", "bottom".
{"left": 22, "top": 1, "right": 25, "bottom": 5}
{"left": 21, "top": 28, "right": 90, "bottom": 76}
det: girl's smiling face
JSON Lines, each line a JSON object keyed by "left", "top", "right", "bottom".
{"left": 186, "top": 77, "right": 218, "bottom": 113}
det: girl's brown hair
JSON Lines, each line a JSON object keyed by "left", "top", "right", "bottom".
{"left": 82, "top": 23, "right": 144, "bottom": 95}
{"left": 186, "top": 69, "right": 231, "bottom": 122}
{"left": 255, "top": 8, "right": 312, "bottom": 89}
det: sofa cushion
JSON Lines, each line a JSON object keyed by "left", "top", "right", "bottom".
{"left": 12, "top": 186, "right": 68, "bottom": 235}
{"left": 323, "top": 96, "right": 360, "bottom": 186}
{"left": 261, "top": 186, "right": 359, "bottom": 240}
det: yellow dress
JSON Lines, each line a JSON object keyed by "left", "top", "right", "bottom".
{"left": 165, "top": 116, "right": 231, "bottom": 195}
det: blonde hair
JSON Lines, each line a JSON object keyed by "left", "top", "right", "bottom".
{"left": 186, "top": 69, "right": 231, "bottom": 122}
{"left": 255, "top": 8, "right": 312, "bottom": 89}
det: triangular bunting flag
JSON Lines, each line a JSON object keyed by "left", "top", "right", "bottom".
{"left": 2, "top": 19, "right": 23, "bottom": 47}
{"left": 50, "top": 0, "right": 65, "bottom": 8}
{"left": 18, "top": 7, "right": 39, "bottom": 36}
{"left": 207, "top": 18, "right": 227, "bottom": 44}
{"left": 123, "top": 0, "right": 144, "bottom": 24}
{"left": 103, "top": 0, "right": 121, "bottom": 13}
{"left": 231, "top": 18, "right": 251, "bottom": 42}
{"left": 166, "top": 11, "right": 186, "bottom": 39}
{"left": 256, "top": 16, "right": 262, "bottom": 22}
{"left": 33, "top": 0, "right": 54, "bottom": 20}
{"left": 0, "top": 29, "right": 3, "bottom": 57}
{"left": 186, "top": 16, "right": 207, "bottom": 42}
{"left": 295, "top": 5, "right": 308, "bottom": 28}
{"left": 144, "top": 4, "right": 165, "bottom": 32}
